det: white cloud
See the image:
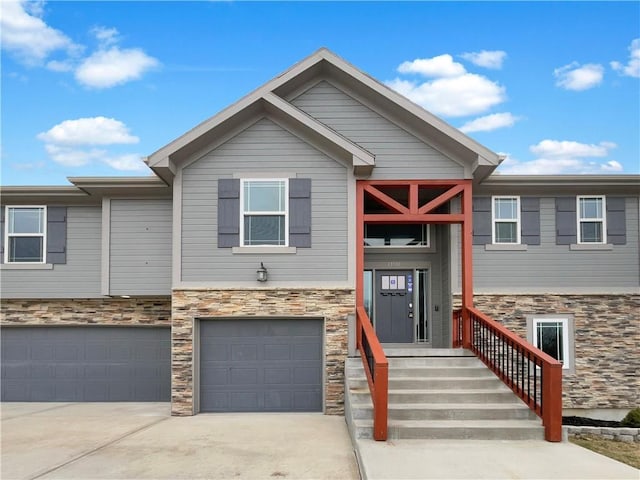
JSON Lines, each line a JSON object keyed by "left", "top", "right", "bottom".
{"left": 460, "top": 50, "right": 507, "bottom": 69}
{"left": 498, "top": 140, "right": 621, "bottom": 174}
{"left": 398, "top": 54, "right": 466, "bottom": 77}
{"left": 37, "top": 117, "right": 139, "bottom": 146}
{"left": 611, "top": 38, "right": 640, "bottom": 78}
{"left": 388, "top": 53, "right": 507, "bottom": 117}
{"left": 91, "top": 26, "right": 120, "bottom": 46}
{"left": 46, "top": 59, "right": 73, "bottom": 72}
{"left": 38, "top": 116, "right": 145, "bottom": 171}
{"left": 554, "top": 62, "right": 604, "bottom": 91}
{"left": 75, "top": 47, "right": 159, "bottom": 89}
{"left": 386, "top": 73, "right": 506, "bottom": 117}
{"left": 530, "top": 140, "right": 615, "bottom": 158}
{"left": 459, "top": 112, "right": 519, "bottom": 133}
{"left": 0, "top": 0, "right": 79, "bottom": 64}
{"left": 102, "top": 154, "right": 146, "bottom": 171}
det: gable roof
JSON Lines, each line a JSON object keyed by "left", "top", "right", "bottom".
{"left": 146, "top": 48, "right": 502, "bottom": 183}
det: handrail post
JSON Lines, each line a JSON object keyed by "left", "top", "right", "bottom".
{"left": 542, "top": 362, "right": 563, "bottom": 441}
{"left": 462, "top": 307, "right": 472, "bottom": 349}
{"left": 373, "top": 362, "right": 388, "bottom": 441}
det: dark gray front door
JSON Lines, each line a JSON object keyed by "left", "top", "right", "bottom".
{"left": 199, "top": 318, "right": 323, "bottom": 412}
{"left": 0, "top": 327, "right": 170, "bottom": 402}
{"left": 375, "top": 270, "right": 414, "bottom": 343}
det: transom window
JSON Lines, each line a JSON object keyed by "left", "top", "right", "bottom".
{"left": 241, "top": 179, "right": 288, "bottom": 246}
{"left": 577, "top": 196, "right": 606, "bottom": 244}
{"left": 364, "top": 224, "right": 430, "bottom": 247}
{"left": 532, "top": 317, "right": 570, "bottom": 370}
{"left": 492, "top": 196, "right": 520, "bottom": 244}
{"left": 5, "top": 206, "right": 46, "bottom": 263}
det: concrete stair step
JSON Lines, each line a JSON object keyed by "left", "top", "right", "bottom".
{"left": 349, "top": 402, "right": 536, "bottom": 421}
{"left": 383, "top": 348, "right": 475, "bottom": 357}
{"left": 352, "top": 419, "right": 545, "bottom": 440}
{"left": 387, "top": 357, "right": 485, "bottom": 367}
{"left": 349, "top": 376, "right": 505, "bottom": 390}
{"left": 387, "top": 366, "right": 495, "bottom": 378}
{"left": 348, "top": 388, "right": 517, "bottom": 404}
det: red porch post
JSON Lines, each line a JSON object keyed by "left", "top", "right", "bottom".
{"left": 355, "top": 182, "right": 365, "bottom": 347}
{"left": 461, "top": 182, "right": 474, "bottom": 349}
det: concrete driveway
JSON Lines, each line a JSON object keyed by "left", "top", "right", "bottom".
{"left": 1, "top": 403, "right": 359, "bottom": 480}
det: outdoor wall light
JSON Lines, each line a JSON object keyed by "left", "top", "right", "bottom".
{"left": 257, "top": 262, "right": 268, "bottom": 282}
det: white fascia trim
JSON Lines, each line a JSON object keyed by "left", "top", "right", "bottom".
{"left": 101, "top": 198, "right": 111, "bottom": 296}
{"left": 172, "top": 169, "right": 183, "bottom": 287}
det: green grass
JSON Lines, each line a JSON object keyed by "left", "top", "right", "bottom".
{"left": 570, "top": 434, "right": 640, "bottom": 469}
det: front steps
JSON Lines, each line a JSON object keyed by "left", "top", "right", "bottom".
{"left": 345, "top": 349, "right": 545, "bottom": 441}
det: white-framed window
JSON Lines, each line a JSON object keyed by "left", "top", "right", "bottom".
{"left": 364, "top": 224, "right": 430, "bottom": 247}
{"left": 492, "top": 196, "right": 520, "bottom": 244}
{"left": 531, "top": 316, "right": 571, "bottom": 371}
{"left": 577, "top": 196, "right": 606, "bottom": 244}
{"left": 240, "top": 179, "right": 288, "bottom": 246}
{"left": 4, "top": 206, "right": 47, "bottom": 263}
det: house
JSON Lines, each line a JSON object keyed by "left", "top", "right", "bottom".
{"left": 1, "top": 49, "right": 638, "bottom": 437}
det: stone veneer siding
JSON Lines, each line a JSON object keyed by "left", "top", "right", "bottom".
{"left": 457, "top": 294, "right": 639, "bottom": 410}
{"left": 172, "top": 288, "right": 354, "bottom": 416}
{"left": 0, "top": 297, "right": 171, "bottom": 326}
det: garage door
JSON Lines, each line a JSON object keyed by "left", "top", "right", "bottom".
{"left": 1, "top": 327, "right": 170, "bottom": 402}
{"left": 200, "top": 319, "right": 323, "bottom": 412}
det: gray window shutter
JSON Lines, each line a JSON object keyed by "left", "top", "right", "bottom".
{"left": 289, "top": 178, "right": 311, "bottom": 248}
{"left": 556, "top": 197, "right": 577, "bottom": 245}
{"left": 606, "top": 197, "right": 626, "bottom": 245}
{"left": 472, "top": 197, "right": 491, "bottom": 245}
{"left": 0, "top": 207, "right": 4, "bottom": 263}
{"left": 520, "top": 197, "right": 540, "bottom": 245}
{"left": 218, "top": 179, "right": 240, "bottom": 248}
{"left": 47, "top": 207, "right": 67, "bottom": 264}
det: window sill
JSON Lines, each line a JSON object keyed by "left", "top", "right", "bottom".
{"left": 569, "top": 244, "right": 613, "bottom": 251}
{"left": 0, "top": 263, "right": 54, "bottom": 270}
{"left": 485, "top": 244, "right": 528, "bottom": 251}
{"left": 232, "top": 246, "right": 297, "bottom": 254}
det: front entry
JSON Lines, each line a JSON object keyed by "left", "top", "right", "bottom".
{"left": 374, "top": 270, "right": 414, "bottom": 343}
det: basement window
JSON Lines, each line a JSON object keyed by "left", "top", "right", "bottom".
{"left": 527, "top": 315, "right": 574, "bottom": 373}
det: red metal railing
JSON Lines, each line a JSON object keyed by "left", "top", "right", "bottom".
{"left": 452, "top": 308, "right": 463, "bottom": 348}
{"left": 355, "top": 306, "right": 388, "bottom": 441}
{"left": 466, "top": 307, "right": 563, "bottom": 442}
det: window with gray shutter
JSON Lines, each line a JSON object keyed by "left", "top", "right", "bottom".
{"left": 521, "top": 197, "right": 540, "bottom": 245}
{"left": 217, "top": 178, "right": 241, "bottom": 247}
{"left": 0, "top": 208, "right": 4, "bottom": 263}
{"left": 606, "top": 197, "right": 626, "bottom": 245}
{"left": 217, "top": 177, "right": 312, "bottom": 248}
{"left": 47, "top": 207, "right": 67, "bottom": 264}
{"left": 555, "top": 197, "right": 577, "bottom": 245}
{"left": 289, "top": 178, "right": 311, "bottom": 248}
{"left": 472, "top": 197, "right": 491, "bottom": 245}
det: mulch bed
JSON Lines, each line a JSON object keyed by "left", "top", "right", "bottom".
{"left": 563, "top": 416, "right": 622, "bottom": 427}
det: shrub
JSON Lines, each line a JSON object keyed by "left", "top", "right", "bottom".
{"left": 621, "top": 407, "right": 640, "bottom": 428}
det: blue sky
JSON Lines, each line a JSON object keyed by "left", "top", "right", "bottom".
{"left": 1, "top": 1, "right": 639, "bottom": 185}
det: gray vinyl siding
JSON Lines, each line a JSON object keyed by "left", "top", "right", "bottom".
{"left": 471, "top": 197, "right": 640, "bottom": 291}
{"left": 0, "top": 207, "right": 102, "bottom": 298}
{"left": 181, "top": 117, "right": 348, "bottom": 282}
{"left": 110, "top": 199, "right": 172, "bottom": 295}
{"left": 292, "top": 81, "right": 464, "bottom": 180}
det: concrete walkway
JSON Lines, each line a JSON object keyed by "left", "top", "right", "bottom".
{"left": 356, "top": 438, "right": 639, "bottom": 480}
{"left": 1, "top": 403, "right": 359, "bottom": 480}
